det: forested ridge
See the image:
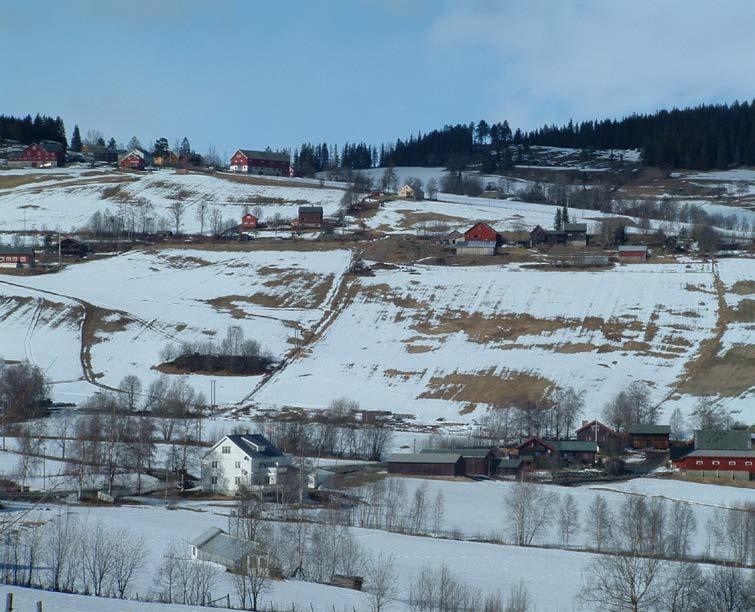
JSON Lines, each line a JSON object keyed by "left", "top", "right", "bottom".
{"left": 292, "top": 100, "right": 755, "bottom": 173}
{"left": 0, "top": 113, "right": 68, "bottom": 151}
{"left": 526, "top": 100, "right": 755, "bottom": 170}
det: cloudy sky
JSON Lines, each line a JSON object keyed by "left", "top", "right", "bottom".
{"left": 2, "top": 0, "right": 754, "bottom": 157}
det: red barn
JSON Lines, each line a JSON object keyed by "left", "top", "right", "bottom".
{"left": 576, "top": 420, "right": 622, "bottom": 445}
{"left": 229, "top": 149, "right": 290, "bottom": 177}
{"left": 618, "top": 245, "right": 648, "bottom": 261}
{"left": 240, "top": 213, "right": 258, "bottom": 230}
{"left": 674, "top": 450, "right": 754, "bottom": 481}
{"left": 8, "top": 142, "right": 61, "bottom": 168}
{"left": 298, "top": 206, "right": 323, "bottom": 228}
{"left": 464, "top": 222, "right": 499, "bottom": 244}
{"left": 119, "top": 149, "right": 148, "bottom": 171}
{"left": 0, "top": 247, "right": 35, "bottom": 268}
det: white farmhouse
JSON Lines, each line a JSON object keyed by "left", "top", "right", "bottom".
{"left": 201, "top": 433, "right": 291, "bottom": 495}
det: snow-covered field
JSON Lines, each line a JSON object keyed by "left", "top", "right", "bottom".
{"left": 0, "top": 248, "right": 351, "bottom": 403}
{"left": 3, "top": 474, "right": 749, "bottom": 612}
{"left": 363, "top": 476, "right": 754, "bottom": 557}
{"left": 255, "top": 261, "right": 730, "bottom": 423}
{"left": 0, "top": 169, "right": 345, "bottom": 233}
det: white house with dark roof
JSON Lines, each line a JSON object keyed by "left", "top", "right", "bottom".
{"left": 201, "top": 433, "right": 291, "bottom": 495}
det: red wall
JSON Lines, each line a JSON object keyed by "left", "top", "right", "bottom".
{"left": 680, "top": 455, "right": 754, "bottom": 472}
{"left": 16, "top": 144, "right": 56, "bottom": 162}
{"left": 465, "top": 223, "right": 497, "bottom": 242}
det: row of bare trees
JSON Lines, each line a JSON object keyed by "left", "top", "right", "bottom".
{"left": 0, "top": 513, "right": 146, "bottom": 599}
{"left": 479, "top": 386, "right": 585, "bottom": 444}
{"left": 581, "top": 496, "right": 753, "bottom": 611}
{"left": 503, "top": 480, "right": 752, "bottom": 564}
{"left": 263, "top": 399, "right": 393, "bottom": 461}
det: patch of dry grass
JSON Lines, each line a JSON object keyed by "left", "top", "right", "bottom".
{"left": 418, "top": 369, "right": 555, "bottom": 409}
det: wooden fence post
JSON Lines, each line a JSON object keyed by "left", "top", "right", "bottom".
{"left": 4, "top": 592, "right": 11, "bottom": 612}
{"left": 36, "top": 602, "right": 42, "bottom": 612}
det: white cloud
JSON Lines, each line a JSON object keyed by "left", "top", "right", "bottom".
{"left": 428, "top": 0, "right": 755, "bottom": 129}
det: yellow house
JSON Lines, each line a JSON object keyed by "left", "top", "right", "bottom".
{"left": 398, "top": 184, "right": 415, "bottom": 199}
{"left": 154, "top": 151, "right": 179, "bottom": 167}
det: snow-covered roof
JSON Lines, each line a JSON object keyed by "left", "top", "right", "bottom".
{"left": 191, "top": 527, "right": 254, "bottom": 564}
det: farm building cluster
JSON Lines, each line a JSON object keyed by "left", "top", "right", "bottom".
{"left": 387, "top": 422, "right": 753, "bottom": 482}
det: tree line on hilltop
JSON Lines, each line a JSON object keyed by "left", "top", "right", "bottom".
{"left": 0, "top": 114, "right": 68, "bottom": 151}
{"left": 292, "top": 100, "right": 755, "bottom": 174}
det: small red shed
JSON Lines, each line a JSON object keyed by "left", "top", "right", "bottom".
{"left": 464, "top": 222, "right": 498, "bottom": 243}
{"left": 240, "top": 213, "right": 258, "bottom": 230}
{"left": 119, "top": 150, "right": 146, "bottom": 171}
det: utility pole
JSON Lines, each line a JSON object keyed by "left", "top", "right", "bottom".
{"left": 58, "top": 231, "right": 61, "bottom": 267}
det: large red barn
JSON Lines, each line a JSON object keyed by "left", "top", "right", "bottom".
{"left": 8, "top": 142, "right": 61, "bottom": 168}
{"left": 674, "top": 450, "right": 753, "bottom": 481}
{"left": 230, "top": 149, "right": 291, "bottom": 177}
{"left": 464, "top": 222, "right": 499, "bottom": 243}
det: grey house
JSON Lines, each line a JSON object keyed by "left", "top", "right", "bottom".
{"left": 190, "top": 527, "right": 255, "bottom": 571}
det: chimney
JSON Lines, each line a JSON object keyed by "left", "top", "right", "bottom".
{"left": 582, "top": 420, "right": 588, "bottom": 427}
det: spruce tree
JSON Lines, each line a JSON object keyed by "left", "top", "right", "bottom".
{"left": 554, "top": 208, "right": 563, "bottom": 230}
{"left": 562, "top": 204, "right": 570, "bottom": 225}
{"left": 71, "top": 125, "right": 82, "bottom": 152}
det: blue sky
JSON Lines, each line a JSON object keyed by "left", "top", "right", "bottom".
{"left": 2, "top": 1, "right": 754, "bottom": 158}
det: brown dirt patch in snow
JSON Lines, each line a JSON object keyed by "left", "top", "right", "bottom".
{"left": 730, "top": 280, "right": 755, "bottom": 295}
{"left": 396, "top": 210, "right": 467, "bottom": 230}
{"left": 0, "top": 173, "right": 67, "bottom": 189}
{"left": 419, "top": 370, "right": 555, "bottom": 410}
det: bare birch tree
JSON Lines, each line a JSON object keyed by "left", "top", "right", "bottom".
{"left": 503, "top": 481, "right": 558, "bottom": 546}
{"left": 557, "top": 493, "right": 579, "bottom": 548}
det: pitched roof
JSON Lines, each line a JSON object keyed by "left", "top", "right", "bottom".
{"left": 516, "top": 437, "right": 558, "bottom": 452}
{"left": 627, "top": 425, "right": 670, "bottom": 435}
{"left": 299, "top": 206, "right": 323, "bottom": 215}
{"left": 223, "top": 433, "right": 284, "bottom": 459}
{"left": 386, "top": 453, "right": 462, "bottom": 464}
{"left": 497, "top": 458, "right": 523, "bottom": 469}
{"left": 238, "top": 149, "right": 290, "bottom": 163}
{"left": 553, "top": 440, "right": 598, "bottom": 453}
{"left": 563, "top": 223, "right": 587, "bottom": 232}
{"left": 421, "top": 447, "right": 492, "bottom": 458}
{"left": 618, "top": 245, "right": 648, "bottom": 252}
{"left": 39, "top": 140, "right": 63, "bottom": 153}
{"left": 694, "top": 430, "right": 751, "bottom": 451}
{"left": 686, "top": 449, "right": 755, "bottom": 458}
{"left": 575, "top": 420, "right": 618, "bottom": 435}
{"left": 191, "top": 527, "right": 224, "bottom": 548}
{"left": 191, "top": 528, "right": 254, "bottom": 563}
{"left": 0, "top": 247, "right": 34, "bottom": 255}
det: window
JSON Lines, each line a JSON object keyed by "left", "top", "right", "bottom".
{"left": 211, "top": 461, "right": 218, "bottom": 468}
{"left": 712, "top": 461, "right": 720, "bottom": 466}
{"left": 695, "top": 460, "right": 703, "bottom": 465}
{"left": 211, "top": 476, "right": 217, "bottom": 484}
{"left": 235, "top": 461, "right": 241, "bottom": 469}
{"left": 234, "top": 477, "right": 241, "bottom": 484}
{"left": 746, "top": 461, "right": 752, "bottom": 466}
{"left": 729, "top": 461, "right": 736, "bottom": 466}
{"left": 222, "top": 446, "right": 231, "bottom": 454}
